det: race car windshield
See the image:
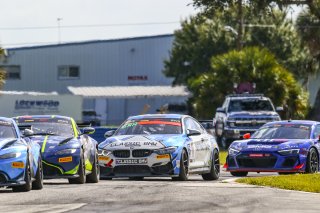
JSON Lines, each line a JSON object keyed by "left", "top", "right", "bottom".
{"left": 115, "top": 118, "right": 182, "bottom": 135}
{"left": 251, "top": 124, "right": 311, "bottom": 139}
{"left": 21, "top": 122, "right": 74, "bottom": 137}
{"left": 228, "top": 99, "right": 273, "bottom": 112}
{"left": 0, "top": 122, "right": 17, "bottom": 138}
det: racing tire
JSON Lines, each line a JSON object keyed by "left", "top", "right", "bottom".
{"left": 172, "top": 149, "right": 189, "bottom": 181}
{"left": 68, "top": 152, "right": 86, "bottom": 184}
{"left": 32, "top": 154, "right": 43, "bottom": 190}
{"left": 305, "top": 148, "right": 319, "bottom": 174}
{"left": 202, "top": 149, "right": 220, "bottom": 180}
{"left": 129, "top": 177, "right": 144, "bottom": 180}
{"left": 86, "top": 153, "right": 100, "bottom": 183}
{"left": 12, "top": 158, "right": 32, "bottom": 192}
{"left": 230, "top": 171, "right": 248, "bottom": 177}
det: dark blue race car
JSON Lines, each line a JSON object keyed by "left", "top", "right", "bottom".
{"left": 226, "top": 120, "right": 320, "bottom": 176}
{"left": 14, "top": 115, "right": 99, "bottom": 184}
{"left": 0, "top": 117, "right": 43, "bottom": 192}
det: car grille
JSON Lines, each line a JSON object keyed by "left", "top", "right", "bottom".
{"left": 113, "top": 165, "right": 151, "bottom": 175}
{"left": 113, "top": 150, "right": 130, "bottom": 158}
{"left": 43, "top": 163, "right": 63, "bottom": 176}
{"left": 151, "top": 163, "right": 173, "bottom": 174}
{"left": 132, "top": 149, "right": 152, "bottom": 158}
{"left": 282, "top": 157, "right": 298, "bottom": 168}
{"left": 236, "top": 154, "right": 277, "bottom": 168}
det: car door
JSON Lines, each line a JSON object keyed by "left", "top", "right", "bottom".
{"left": 184, "top": 118, "right": 204, "bottom": 168}
{"left": 193, "top": 119, "right": 212, "bottom": 167}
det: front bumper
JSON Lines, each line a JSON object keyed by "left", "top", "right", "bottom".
{"left": 226, "top": 151, "right": 307, "bottom": 173}
{"left": 41, "top": 151, "right": 81, "bottom": 178}
{"left": 0, "top": 152, "right": 27, "bottom": 186}
{"left": 98, "top": 151, "right": 177, "bottom": 178}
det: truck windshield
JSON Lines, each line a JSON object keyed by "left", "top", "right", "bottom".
{"left": 115, "top": 118, "right": 182, "bottom": 135}
{"left": 228, "top": 99, "right": 273, "bottom": 112}
{"left": 251, "top": 124, "right": 311, "bottom": 139}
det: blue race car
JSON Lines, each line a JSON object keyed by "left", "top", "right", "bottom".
{"left": 14, "top": 115, "right": 99, "bottom": 184}
{"left": 226, "top": 120, "right": 320, "bottom": 176}
{"left": 98, "top": 114, "right": 220, "bottom": 181}
{"left": 0, "top": 117, "right": 43, "bottom": 192}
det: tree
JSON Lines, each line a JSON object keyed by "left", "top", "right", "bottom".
{"left": 164, "top": 7, "right": 312, "bottom": 83}
{"left": 190, "top": 47, "right": 308, "bottom": 119}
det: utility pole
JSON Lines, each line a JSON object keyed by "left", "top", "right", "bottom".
{"left": 57, "top": 18, "right": 63, "bottom": 44}
{"left": 237, "top": 0, "right": 243, "bottom": 50}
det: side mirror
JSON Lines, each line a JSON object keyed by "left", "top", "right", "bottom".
{"left": 187, "top": 129, "right": 201, "bottom": 137}
{"left": 82, "top": 127, "right": 95, "bottom": 135}
{"left": 318, "top": 135, "right": 320, "bottom": 141}
{"left": 23, "top": 129, "right": 34, "bottom": 137}
{"left": 276, "top": 106, "right": 284, "bottom": 112}
{"left": 216, "top": 107, "right": 226, "bottom": 113}
{"left": 104, "top": 130, "right": 116, "bottom": 138}
{"left": 243, "top": 133, "right": 251, "bottom": 139}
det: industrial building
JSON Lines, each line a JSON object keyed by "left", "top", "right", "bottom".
{"left": 0, "top": 34, "right": 189, "bottom": 124}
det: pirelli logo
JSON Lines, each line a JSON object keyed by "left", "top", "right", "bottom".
{"left": 12, "top": 162, "right": 24, "bottom": 168}
{"left": 59, "top": 156, "right": 73, "bottom": 163}
{"left": 156, "top": 154, "right": 170, "bottom": 159}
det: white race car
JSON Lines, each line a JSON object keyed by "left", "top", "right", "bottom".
{"left": 98, "top": 114, "right": 220, "bottom": 181}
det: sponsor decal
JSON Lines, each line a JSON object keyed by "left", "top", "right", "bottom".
{"left": 157, "top": 154, "right": 170, "bottom": 159}
{"left": 12, "top": 162, "right": 24, "bottom": 168}
{"left": 249, "top": 154, "right": 263, "bottom": 157}
{"left": 115, "top": 158, "right": 147, "bottom": 165}
{"left": 98, "top": 156, "right": 110, "bottom": 161}
{"left": 58, "top": 156, "right": 72, "bottom": 163}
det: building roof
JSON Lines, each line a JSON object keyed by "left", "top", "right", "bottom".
{"left": 0, "top": 91, "right": 58, "bottom": 96}
{"left": 67, "top": 86, "right": 189, "bottom": 98}
{"left": 6, "top": 34, "right": 174, "bottom": 51}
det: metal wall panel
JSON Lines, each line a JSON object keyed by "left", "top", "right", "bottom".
{"left": 1, "top": 35, "right": 174, "bottom": 93}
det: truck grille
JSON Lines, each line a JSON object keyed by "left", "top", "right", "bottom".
{"left": 113, "top": 150, "right": 130, "bottom": 158}
{"left": 132, "top": 149, "right": 152, "bottom": 158}
{"left": 237, "top": 154, "right": 277, "bottom": 168}
{"left": 234, "top": 117, "right": 274, "bottom": 128}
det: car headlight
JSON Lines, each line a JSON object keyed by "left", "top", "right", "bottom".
{"left": 55, "top": 149, "right": 77, "bottom": 155}
{"left": 228, "top": 148, "right": 240, "bottom": 156}
{"left": 0, "top": 152, "right": 22, "bottom": 159}
{"left": 278, "top": 149, "right": 300, "bottom": 155}
{"left": 153, "top": 146, "right": 177, "bottom": 155}
{"left": 98, "top": 149, "right": 112, "bottom": 156}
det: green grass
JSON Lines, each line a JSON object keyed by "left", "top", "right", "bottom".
{"left": 236, "top": 174, "right": 320, "bottom": 193}
{"left": 219, "top": 150, "right": 228, "bottom": 165}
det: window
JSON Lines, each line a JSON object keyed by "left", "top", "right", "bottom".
{"left": 0, "top": 65, "right": 21, "bottom": 80}
{"left": 313, "top": 125, "right": 320, "bottom": 139}
{"left": 58, "top": 65, "right": 80, "bottom": 79}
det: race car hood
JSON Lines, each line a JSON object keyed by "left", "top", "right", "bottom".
{"left": 99, "top": 134, "right": 184, "bottom": 150}
{"left": 228, "top": 111, "right": 279, "bottom": 118}
{"left": 30, "top": 135, "right": 80, "bottom": 152}
{"left": 0, "top": 138, "right": 21, "bottom": 150}
{"left": 230, "top": 139, "right": 313, "bottom": 152}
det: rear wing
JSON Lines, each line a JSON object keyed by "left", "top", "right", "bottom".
{"left": 17, "top": 124, "right": 32, "bottom": 131}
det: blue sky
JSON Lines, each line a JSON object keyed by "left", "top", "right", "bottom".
{"left": 0, "top": 0, "right": 197, "bottom": 47}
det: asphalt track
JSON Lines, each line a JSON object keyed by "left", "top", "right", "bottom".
{"left": 0, "top": 170, "right": 319, "bottom": 213}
